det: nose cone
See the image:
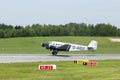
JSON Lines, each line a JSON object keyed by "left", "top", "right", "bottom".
{"left": 41, "top": 43, "right": 49, "bottom": 47}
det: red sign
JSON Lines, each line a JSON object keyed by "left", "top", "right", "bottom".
{"left": 89, "top": 62, "right": 96, "bottom": 66}
{"left": 83, "top": 62, "right": 97, "bottom": 66}
{"left": 39, "top": 65, "right": 56, "bottom": 70}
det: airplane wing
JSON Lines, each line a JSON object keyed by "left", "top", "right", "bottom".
{"left": 56, "top": 44, "right": 71, "bottom": 51}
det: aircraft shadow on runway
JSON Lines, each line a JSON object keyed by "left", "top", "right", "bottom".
{"left": 50, "top": 54, "right": 70, "bottom": 57}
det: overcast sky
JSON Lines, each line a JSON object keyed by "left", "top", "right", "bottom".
{"left": 0, "top": 0, "right": 120, "bottom": 28}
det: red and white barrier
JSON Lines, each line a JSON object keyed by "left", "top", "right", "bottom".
{"left": 83, "top": 62, "right": 97, "bottom": 66}
{"left": 39, "top": 65, "right": 56, "bottom": 70}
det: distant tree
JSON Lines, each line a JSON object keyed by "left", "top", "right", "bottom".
{"left": 0, "top": 23, "right": 119, "bottom": 38}
{"left": 117, "top": 29, "right": 120, "bottom": 36}
{"left": 15, "top": 25, "right": 23, "bottom": 29}
{"left": 22, "top": 27, "right": 36, "bottom": 37}
{"left": 88, "top": 24, "right": 95, "bottom": 36}
{"left": 32, "top": 24, "right": 43, "bottom": 36}
{"left": 0, "top": 29, "right": 4, "bottom": 38}
{"left": 3, "top": 29, "right": 13, "bottom": 38}
{"left": 12, "top": 29, "right": 22, "bottom": 37}
{"left": 0, "top": 24, "right": 13, "bottom": 29}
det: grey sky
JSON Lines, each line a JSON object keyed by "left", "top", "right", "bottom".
{"left": 0, "top": 0, "right": 120, "bottom": 28}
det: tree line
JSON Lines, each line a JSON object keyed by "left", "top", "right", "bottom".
{"left": 0, "top": 23, "right": 120, "bottom": 38}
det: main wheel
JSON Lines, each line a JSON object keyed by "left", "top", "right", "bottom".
{"left": 52, "top": 50, "right": 58, "bottom": 56}
{"left": 52, "top": 52, "right": 57, "bottom": 56}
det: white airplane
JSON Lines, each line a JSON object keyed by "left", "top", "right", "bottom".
{"left": 41, "top": 40, "right": 97, "bottom": 55}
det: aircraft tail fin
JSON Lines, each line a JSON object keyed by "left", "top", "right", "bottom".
{"left": 88, "top": 40, "right": 97, "bottom": 51}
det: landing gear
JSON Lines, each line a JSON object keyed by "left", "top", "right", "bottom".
{"left": 52, "top": 50, "right": 58, "bottom": 56}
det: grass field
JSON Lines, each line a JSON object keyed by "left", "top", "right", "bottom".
{"left": 0, "top": 60, "right": 120, "bottom": 80}
{"left": 0, "top": 36, "right": 120, "bottom": 54}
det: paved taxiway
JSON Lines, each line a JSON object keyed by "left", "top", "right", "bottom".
{"left": 0, "top": 54, "right": 120, "bottom": 63}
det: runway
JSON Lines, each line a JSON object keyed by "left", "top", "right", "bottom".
{"left": 0, "top": 54, "right": 120, "bottom": 63}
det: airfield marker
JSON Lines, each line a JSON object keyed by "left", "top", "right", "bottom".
{"left": 74, "top": 60, "right": 89, "bottom": 64}
{"left": 83, "top": 62, "right": 97, "bottom": 66}
{"left": 39, "top": 65, "right": 56, "bottom": 70}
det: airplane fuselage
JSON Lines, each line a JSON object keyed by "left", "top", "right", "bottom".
{"left": 41, "top": 40, "right": 97, "bottom": 55}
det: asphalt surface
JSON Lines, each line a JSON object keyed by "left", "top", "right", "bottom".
{"left": 0, "top": 54, "right": 120, "bottom": 63}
